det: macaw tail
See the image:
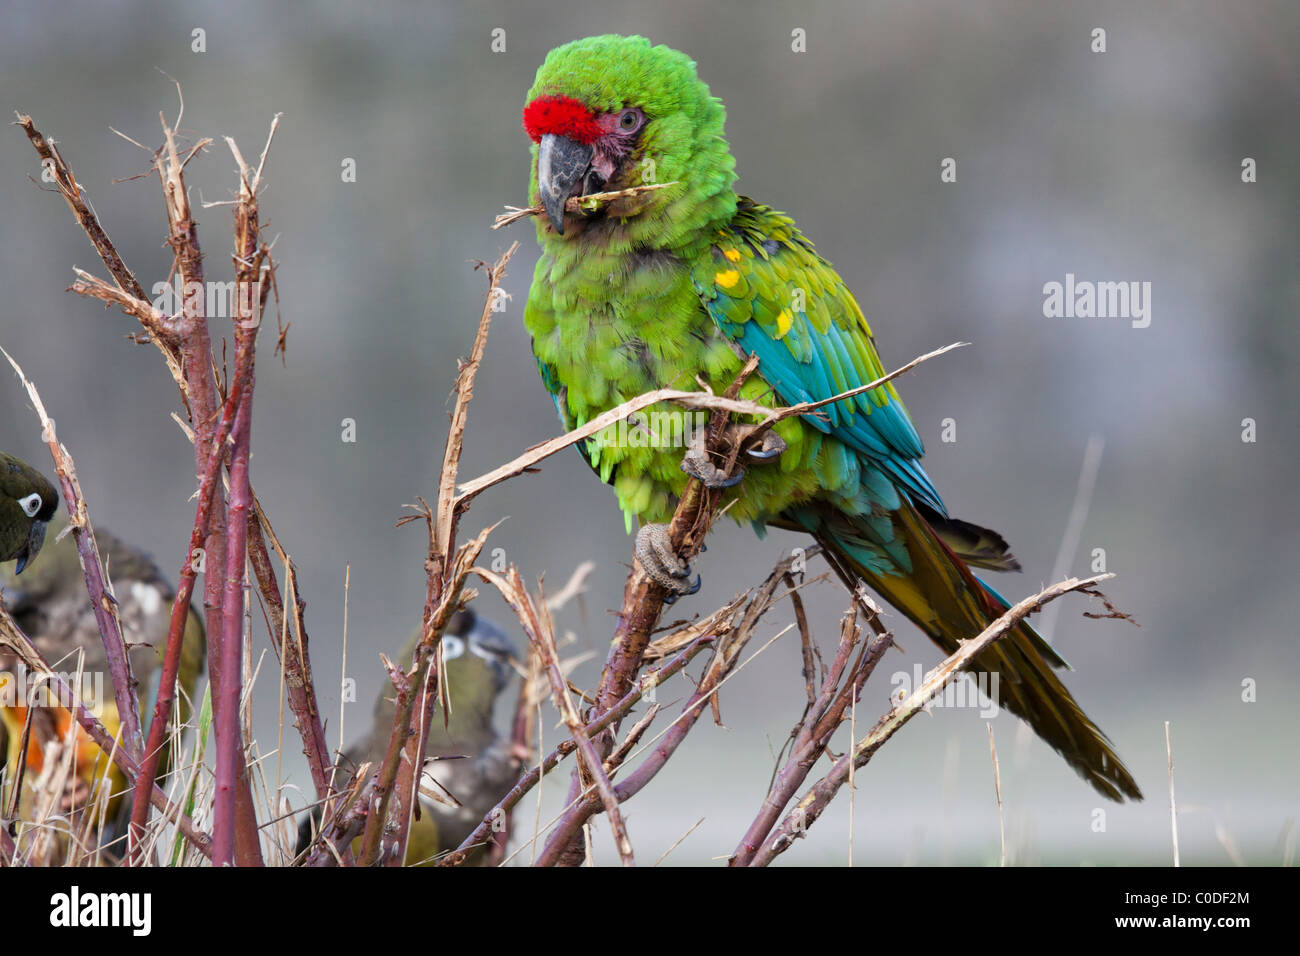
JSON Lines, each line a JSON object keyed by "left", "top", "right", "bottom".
{"left": 793, "top": 500, "right": 1142, "bottom": 802}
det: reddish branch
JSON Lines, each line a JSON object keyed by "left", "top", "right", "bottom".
{"left": 436, "top": 635, "right": 714, "bottom": 867}
{"left": 367, "top": 245, "right": 517, "bottom": 867}
{"left": 537, "top": 356, "right": 761, "bottom": 865}
{"left": 247, "top": 504, "right": 332, "bottom": 802}
{"left": 746, "top": 574, "right": 1117, "bottom": 865}
{"left": 535, "top": 552, "right": 803, "bottom": 865}
{"left": 0, "top": 351, "right": 145, "bottom": 773}
{"left": 730, "top": 589, "right": 893, "bottom": 865}
{"left": 126, "top": 363, "right": 248, "bottom": 860}
{"left": 355, "top": 526, "right": 491, "bottom": 866}
{"left": 152, "top": 107, "right": 267, "bottom": 866}
{"left": 208, "top": 134, "right": 269, "bottom": 867}
{"left": 474, "top": 568, "right": 637, "bottom": 865}
{"left": 15, "top": 114, "right": 151, "bottom": 306}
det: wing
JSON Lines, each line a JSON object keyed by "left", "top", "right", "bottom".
{"left": 693, "top": 199, "right": 945, "bottom": 515}
{"left": 534, "top": 353, "right": 615, "bottom": 487}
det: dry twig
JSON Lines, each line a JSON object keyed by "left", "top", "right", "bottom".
{"left": 492, "top": 182, "right": 679, "bottom": 230}
{"left": 747, "top": 574, "right": 1117, "bottom": 865}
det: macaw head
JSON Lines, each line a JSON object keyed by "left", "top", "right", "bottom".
{"left": 522, "top": 35, "right": 735, "bottom": 238}
{"left": 0, "top": 453, "right": 58, "bottom": 577}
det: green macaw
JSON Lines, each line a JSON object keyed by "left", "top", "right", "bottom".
{"left": 0, "top": 452, "right": 58, "bottom": 575}
{"left": 520, "top": 35, "right": 1141, "bottom": 801}
{"left": 0, "top": 514, "right": 205, "bottom": 859}
{"left": 298, "top": 608, "right": 519, "bottom": 866}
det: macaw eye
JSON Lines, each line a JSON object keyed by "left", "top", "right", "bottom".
{"left": 441, "top": 634, "right": 466, "bottom": 660}
{"left": 618, "top": 108, "right": 643, "bottom": 131}
{"left": 17, "top": 493, "right": 42, "bottom": 518}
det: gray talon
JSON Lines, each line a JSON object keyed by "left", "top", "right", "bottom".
{"left": 635, "top": 523, "right": 701, "bottom": 597}
{"left": 681, "top": 426, "right": 746, "bottom": 489}
{"left": 746, "top": 431, "right": 787, "bottom": 461}
{"left": 681, "top": 447, "right": 745, "bottom": 489}
{"left": 662, "top": 575, "right": 701, "bottom": 605}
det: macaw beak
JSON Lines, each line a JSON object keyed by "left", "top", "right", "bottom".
{"left": 537, "top": 133, "right": 594, "bottom": 235}
{"left": 14, "top": 519, "right": 46, "bottom": 575}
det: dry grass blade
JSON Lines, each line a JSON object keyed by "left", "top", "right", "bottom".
{"left": 989, "top": 723, "right": 1006, "bottom": 867}
{"left": 1167, "top": 720, "right": 1179, "bottom": 868}
{"left": 493, "top": 182, "right": 679, "bottom": 229}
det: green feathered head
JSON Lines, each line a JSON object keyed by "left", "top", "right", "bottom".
{"left": 523, "top": 35, "right": 737, "bottom": 243}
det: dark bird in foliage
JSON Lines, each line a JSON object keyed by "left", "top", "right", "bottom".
{"left": 298, "top": 608, "right": 519, "bottom": 865}
{"left": 0, "top": 515, "right": 205, "bottom": 861}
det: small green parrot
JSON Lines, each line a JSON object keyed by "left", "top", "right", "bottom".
{"left": 298, "top": 608, "right": 519, "bottom": 865}
{"left": 0, "top": 514, "right": 205, "bottom": 858}
{"left": 0, "top": 452, "right": 58, "bottom": 575}
{"left": 520, "top": 35, "right": 1141, "bottom": 800}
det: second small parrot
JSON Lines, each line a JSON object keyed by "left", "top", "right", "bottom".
{"left": 519, "top": 35, "right": 1141, "bottom": 801}
{"left": 298, "top": 608, "right": 519, "bottom": 866}
{"left": 0, "top": 515, "right": 205, "bottom": 860}
{"left": 0, "top": 452, "right": 58, "bottom": 575}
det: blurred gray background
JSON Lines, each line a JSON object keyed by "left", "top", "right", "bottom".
{"left": 1, "top": 0, "right": 1295, "bottom": 865}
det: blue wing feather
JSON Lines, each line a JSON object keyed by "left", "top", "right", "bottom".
{"left": 694, "top": 199, "right": 947, "bottom": 516}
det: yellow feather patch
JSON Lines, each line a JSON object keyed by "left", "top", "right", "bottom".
{"left": 723, "top": 248, "right": 741, "bottom": 263}
{"left": 774, "top": 309, "right": 793, "bottom": 339}
{"left": 715, "top": 269, "right": 740, "bottom": 289}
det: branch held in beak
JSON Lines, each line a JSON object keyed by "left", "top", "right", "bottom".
{"left": 537, "top": 133, "right": 594, "bottom": 234}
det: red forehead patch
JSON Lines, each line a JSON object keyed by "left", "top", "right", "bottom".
{"left": 523, "top": 95, "right": 603, "bottom": 145}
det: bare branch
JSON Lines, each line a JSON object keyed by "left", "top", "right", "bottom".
{"left": 1, "top": 348, "right": 144, "bottom": 768}
{"left": 748, "top": 574, "right": 1117, "bottom": 865}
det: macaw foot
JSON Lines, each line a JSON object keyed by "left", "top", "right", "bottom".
{"left": 681, "top": 440, "right": 744, "bottom": 489}
{"left": 634, "top": 522, "right": 701, "bottom": 603}
{"left": 680, "top": 423, "right": 787, "bottom": 489}
{"left": 739, "top": 426, "right": 787, "bottom": 461}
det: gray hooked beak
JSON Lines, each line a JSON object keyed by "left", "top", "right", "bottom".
{"left": 15, "top": 519, "right": 46, "bottom": 575}
{"left": 537, "top": 133, "right": 594, "bottom": 235}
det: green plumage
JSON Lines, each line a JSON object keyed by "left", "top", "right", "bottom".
{"left": 522, "top": 35, "right": 1141, "bottom": 801}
